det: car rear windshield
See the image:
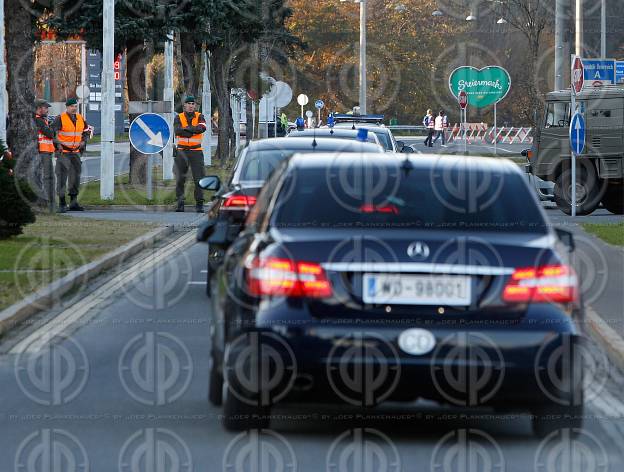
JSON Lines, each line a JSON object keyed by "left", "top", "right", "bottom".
{"left": 238, "top": 145, "right": 377, "bottom": 181}
{"left": 239, "top": 150, "right": 295, "bottom": 181}
{"left": 272, "top": 165, "right": 547, "bottom": 233}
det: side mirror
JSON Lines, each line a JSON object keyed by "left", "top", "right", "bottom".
{"left": 199, "top": 175, "right": 221, "bottom": 191}
{"left": 555, "top": 228, "right": 575, "bottom": 252}
{"left": 396, "top": 140, "right": 405, "bottom": 152}
{"left": 521, "top": 149, "right": 528, "bottom": 157}
{"left": 401, "top": 145, "right": 414, "bottom": 153}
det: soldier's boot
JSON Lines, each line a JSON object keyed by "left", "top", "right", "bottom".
{"left": 57, "top": 196, "right": 67, "bottom": 213}
{"left": 68, "top": 195, "right": 84, "bottom": 211}
{"left": 175, "top": 199, "right": 185, "bottom": 212}
{"left": 195, "top": 201, "right": 204, "bottom": 213}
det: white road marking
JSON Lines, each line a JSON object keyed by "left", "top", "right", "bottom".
{"left": 187, "top": 281, "right": 206, "bottom": 285}
{"left": 9, "top": 231, "right": 196, "bottom": 354}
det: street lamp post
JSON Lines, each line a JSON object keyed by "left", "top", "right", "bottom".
{"left": 0, "top": 0, "right": 6, "bottom": 144}
{"left": 358, "top": 0, "right": 367, "bottom": 114}
{"left": 340, "top": 0, "right": 367, "bottom": 114}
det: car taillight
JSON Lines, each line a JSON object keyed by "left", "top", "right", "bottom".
{"left": 502, "top": 265, "right": 578, "bottom": 304}
{"left": 360, "top": 203, "right": 399, "bottom": 214}
{"left": 223, "top": 195, "right": 256, "bottom": 208}
{"left": 247, "top": 257, "right": 332, "bottom": 298}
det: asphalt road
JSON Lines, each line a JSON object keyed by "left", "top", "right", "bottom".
{"left": 1, "top": 211, "right": 623, "bottom": 470}
{"left": 399, "top": 137, "right": 529, "bottom": 156}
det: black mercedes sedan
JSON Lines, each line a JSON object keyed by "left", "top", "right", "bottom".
{"left": 203, "top": 153, "right": 584, "bottom": 436}
{"left": 196, "top": 137, "right": 382, "bottom": 292}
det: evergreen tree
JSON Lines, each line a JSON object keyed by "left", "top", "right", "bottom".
{"left": 0, "top": 142, "right": 36, "bottom": 239}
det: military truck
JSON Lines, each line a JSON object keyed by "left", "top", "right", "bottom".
{"left": 525, "top": 86, "right": 624, "bottom": 215}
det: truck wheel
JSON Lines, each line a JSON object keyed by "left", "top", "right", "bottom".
{"left": 601, "top": 183, "right": 624, "bottom": 214}
{"left": 208, "top": 350, "right": 223, "bottom": 406}
{"left": 554, "top": 160, "right": 606, "bottom": 215}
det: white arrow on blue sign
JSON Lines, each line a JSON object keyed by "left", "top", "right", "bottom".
{"left": 569, "top": 112, "right": 585, "bottom": 155}
{"left": 315, "top": 99, "right": 325, "bottom": 109}
{"left": 129, "top": 113, "right": 171, "bottom": 154}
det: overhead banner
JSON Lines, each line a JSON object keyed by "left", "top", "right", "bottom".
{"left": 448, "top": 66, "right": 511, "bottom": 108}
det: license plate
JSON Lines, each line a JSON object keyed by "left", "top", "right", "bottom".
{"left": 362, "top": 273, "right": 472, "bottom": 306}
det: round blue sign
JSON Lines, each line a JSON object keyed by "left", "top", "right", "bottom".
{"left": 315, "top": 99, "right": 325, "bottom": 109}
{"left": 129, "top": 113, "right": 171, "bottom": 154}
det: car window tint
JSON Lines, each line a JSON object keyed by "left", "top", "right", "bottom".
{"left": 273, "top": 165, "right": 547, "bottom": 233}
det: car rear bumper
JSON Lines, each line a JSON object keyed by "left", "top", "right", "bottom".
{"left": 229, "top": 309, "right": 583, "bottom": 409}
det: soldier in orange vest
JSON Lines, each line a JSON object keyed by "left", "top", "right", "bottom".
{"left": 34, "top": 99, "right": 56, "bottom": 212}
{"left": 174, "top": 95, "right": 207, "bottom": 212}
{"left": 52, "top": 97, "right": 90, "bottom": 212}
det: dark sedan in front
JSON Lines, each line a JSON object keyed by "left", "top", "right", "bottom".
{"left": 204, "top": 153, "right": 584, "bottom": 436}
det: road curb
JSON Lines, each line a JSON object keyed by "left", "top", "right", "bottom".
{"left": 586, "top": 307, "right": 624, "bottom": 373}
{"left": 0, "top": 225, "right": 175, "bottom": 337}
{"left": 80, "top": 205, "right": 199, "bottom": 212}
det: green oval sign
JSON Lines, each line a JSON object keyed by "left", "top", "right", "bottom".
{"left": 449, "top": 66, "right": 511, "bottom": 108}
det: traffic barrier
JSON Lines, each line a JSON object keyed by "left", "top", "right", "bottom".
{"left": 444, "top": 124, "right": 533, "bottom": 144}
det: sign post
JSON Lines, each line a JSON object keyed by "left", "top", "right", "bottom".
{"left": 129, "top": 111, "right": 171, "bottom": 201}
{"left": 315, "top": 99, "right": 325, "bottom": 126}
{"left": 570, "top": 55, "right": 584, "bottom": 217}
{"left": 458, "top": 91, "right": 467, "bottom": 154}
{"left": 297, "top": 94, "right": 309, "bottom": 118}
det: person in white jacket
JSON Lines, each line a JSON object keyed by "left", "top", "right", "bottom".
{"left": 432, "top": 110, "right": 447, "bottom": 146}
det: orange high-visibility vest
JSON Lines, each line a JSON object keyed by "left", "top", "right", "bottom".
{"left": 36, "top": 114, "right": 55, "bottom": 153}
{"left": 57, "top": 112, "right": 85, "bottom": 152}
{"left": 176, "top": 112, "right": 204, "bottom": 151}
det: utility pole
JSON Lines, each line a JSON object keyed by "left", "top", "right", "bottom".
{"left": 359, "top": 0, "right": 367, "bottom": 114}
{"left": 0, "top": 0, "right": 6, "bottom": 144}
{"left": 163, "top": 32, "right": 174, "bottom": 179}
{"left": 100, "top": 0, "right": 115, "bottom": 199}
{"left": 601, "top": 0, "right": 606, "bottom": 58}
{"left": 201, "top": 50, "right": 212, "bottom": 166}
{"left": 575, "top": 0, "right": 583, "bottom": 57}
{"left": 554, "top": 0, "right": 565, "bottom": 91}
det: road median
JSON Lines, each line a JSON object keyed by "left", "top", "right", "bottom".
{"left": 0, "top": 223, "right": 174, "bottom": 337}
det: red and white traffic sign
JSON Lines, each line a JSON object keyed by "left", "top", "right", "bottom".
{"left": 572, "top": 56, "right": 584, "bottom": 94}
{"left": 458, "top": 91, "right": 467, "bottom": 110}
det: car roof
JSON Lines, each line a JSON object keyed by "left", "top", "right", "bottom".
{"left": 244, "top": 137, "right": 382, "bottom": 152}
{"left": 332, "top": 124, "right": 390, "bottom": 133}
{"left": 287, "top": 152, "right": 520, "bottom": 173}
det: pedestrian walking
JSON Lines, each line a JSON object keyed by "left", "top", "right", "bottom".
{"left": 174, "top": 95, "right": 207, "bottom": 213}
{"left": 423, "top": 109, "right": 434, "bottom": 147}
{"left": 34, "top": 99, "right": 55, "bottom": 212}
{"left": 52, "top": 97, "right": 89, "bottom": 212}
{"left": 432, "top": 110, "right": 446, "bottom": 146}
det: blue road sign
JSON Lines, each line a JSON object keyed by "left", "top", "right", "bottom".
{"left": 129, "top": 113, "right": 171, "bottom": 155}
{"left": 315, "top": 99, "right": 325, "bottom": 109}
{"left": 582, "top": 59, "right": 616, "bottom": 85}
{"left": 327, "top": 113, "right": 335, "bottom": 128}
{"left": 616, "top": 61, "right": 624, "bottom": 84}
{"left": 569, "top": 112, "right": 586, "bottom": 155}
